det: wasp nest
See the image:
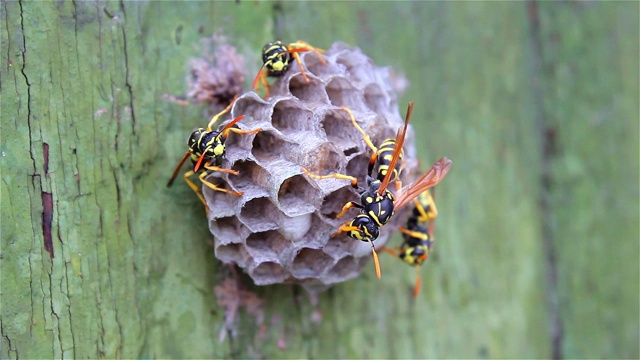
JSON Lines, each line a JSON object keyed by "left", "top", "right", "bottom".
{"left": 203, "top": 42, "right": 419, "bottom": 292}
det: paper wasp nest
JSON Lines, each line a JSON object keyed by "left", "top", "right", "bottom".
{"left": 203, "top": 42, "right": 418, "bottom": 292}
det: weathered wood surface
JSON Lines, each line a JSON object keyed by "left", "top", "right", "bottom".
{"left": 1, "top": 1, "right": 637, "bottom": 358}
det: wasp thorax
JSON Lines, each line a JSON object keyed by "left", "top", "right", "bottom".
{"left": 202, "top": 42, "right": 419, "bottom": 293}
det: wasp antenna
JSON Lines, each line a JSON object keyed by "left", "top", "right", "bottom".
{"left": 412, "top": 266, "right": 422, "bottom": 297}
{"left": 167, "top": 151, "right": 191, "bottom": 187}
{"left": 251, "top": 62, "right": 269, "bottom": 90}
{"left": 368, "top": 239, "right": 382, "bottom": 279}
{"left": 193, "top": 151, "right": 208, "bottom": 173}
{"left": 218, "top": 115, "right": 247, "bottom": 141}
{"left": 206, "top": 95, "right": 238, "bottom": 130}
{"left": 379, "top": 100, "right": 414, "bottom": 195}
{"left": 286, "top": 48, "right": 311, "bottom": 55}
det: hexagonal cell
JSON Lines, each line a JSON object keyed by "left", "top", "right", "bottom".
{"left": 323, "top": 236, "right": 355, "bottom": 262}
{"left": 326, "top": 77, "right": 366, "bottom": 110}
{"left": 300, "top": 50, "right": 333, "bottom": 78}
{"left": 232, "top": 92, "right": 270, "bottom": 121}
{"left": 209, "top": 216, "right": 246, "bottom": 245}
{"left": 320, "top": 186, "right": 358, "bottom": 219}
{"left": 271, "top": 100, "right": 314, "bottom": 136}
{"left": 364, "top": 83, "right": 390, "bottom": 116}
{"left": 239, "top": 197, "right": 280, "bottom": 233}
{"left": 291, "top": 247, "right": 335, "bottom": 279}
{"left": 320, "top": 108, "right": 365, "bottom": 156}
{"left": 250, "top": 261, "right": 289, "bottom": 285}
{"left": 288, "top": 75, "right": 328, "bottom": 104}
{"left": 202, "top": 176, "right": 243, "bottom": 218}
{"left": 300, "top": 142, "right": 344, "bottom": 176}
{"left": 230, "top": 159, "right": 270, "bottom": 193}
{"left": 251, "top": 130, "right": 292, "bottom": 163}
{"left": 245, "top": 230, "right": 290, "bottom": 262}
{"left": 277, "top": 175, "right": 321, "bottom": 216}
{"left": 345, "top": 153, "right": 371, "bottom": 184}
{"left": 323, "top": 255, "right": 362, "bottom": 284}
{"left": 334, "top": 49, "right": 374, "bottom": 84}
{"left": 215, "top": 243, "right": 248, "bottom": 268}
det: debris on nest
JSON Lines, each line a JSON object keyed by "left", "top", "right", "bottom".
{"left": 186, "top": 32, "right": 247, "bottom": 112}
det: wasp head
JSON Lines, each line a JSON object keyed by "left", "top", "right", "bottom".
{"left": 347, "top": 214, "right": 380, "bottom": 242}
{"left": 188, "top": 129, "right": 225, "bottom": 165}
{"left": 263, "top": 41, "right": 291, "bottom": 76}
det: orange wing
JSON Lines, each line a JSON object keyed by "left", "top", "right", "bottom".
{"left": 393, "top": 157, "right": 452, "bottom": 211}
{"left": 379, "top": 100, "right": 414, "bottom": 195}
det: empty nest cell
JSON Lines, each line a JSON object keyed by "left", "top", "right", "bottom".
{"left": 271, "top": 100, "right": 315, "bottom": 136}
{"left": 245, "top": 230, "right": 291, "bottom": 262}
{"left": 250, "top": 130, "right": 291, "bottom": 163}
{"left": 291, "top": 247, "right": 335, "bottom": 279}
{"left": 364, "top": 83, "right": 391, "bottom": 116}
{"left": 239, "top": 197, "right": 280, "bottom": 233}
{"left": 325, "top": 77, "right": 367, "bottom": 110}
{"left": 320, "top": 108, "right": 365, "bottom": 156}
{"left": 209, "top": 216, "right": 246, "bottom": 245}
{"left": 277, "top": 174, "right": 320, "bottom": 216}
{"left": 288, "top": 75, "right": 329, "bottom": 104}
{"left": 250, "top": 261, "right": 289, "bottom": 285}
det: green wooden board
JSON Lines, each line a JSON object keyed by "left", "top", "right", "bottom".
{"left": 1, "top": 1, "right": 637, "bottom": 358}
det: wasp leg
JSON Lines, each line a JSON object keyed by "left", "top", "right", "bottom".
{"left": 206, "top": 95, "right": 238, "bottom": 129}
{"left": 251, "top": 69, "right": 271, "bottom": 99}
{"left": 291, "top": 40, "right": 327, "bottom": 63}
{"left": 225, "top": 127, "right": 263, "bottom": 139}
{"left": 394, "top": 179, "right": 403, "bottom": 192}
{"left": 183, "top": 170, "right": 207, "bottom": 207}
{"left": 301, "top": 168, "right": 359, "bottom": 189}
{"left": 379, "top": 247, "right": 400, "bottom": 257}
{"left": 398, "top": 227, "right": 430, "bottom": 241}
{"left": 199, "top": 171, "right": 243, "bottom": 197}
{"left": 291, "top": 52, "right": 311, "bottom": 83}
{"left": 259, "top": 71, "right": 270, "bottom": 99}
{"left": 202, "top": 164, "right": 239, "bottom": 176}
{"left": 368, "top": 152, "right": 380, "bottom": 179}
{"left": 340, "top": 106, "right": 378, "bottom": 154}
{"left": 335, "top": 201, "right": 362, "bottom": 219}
{"left": 415, "top": 191, "right": 438, "bottom": 223}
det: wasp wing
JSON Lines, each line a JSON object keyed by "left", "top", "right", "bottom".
{"left": 379, "top": 100, "right": 414, "bottom": 195}
{"left": 393, "top": 157, "right": 452, "bottom": 211}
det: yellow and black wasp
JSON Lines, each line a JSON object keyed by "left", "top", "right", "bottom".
{"left": 303, "top": 101, "right": 452, "bottom": 279}
{"left": 252, "top": 40, "right": 326, "bottom": 98}
{"left": 167, "top": 99, "right": 262, "bottom": 205}
{"left": 343, "top": 106, "right": 405, "bottom": 189}
{"left": 383, "top": 189, "right": 438, "bottom": 297}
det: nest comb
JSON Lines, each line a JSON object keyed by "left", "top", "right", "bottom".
{"left": 203, "top": 42, "right": 419, "bottom": 293}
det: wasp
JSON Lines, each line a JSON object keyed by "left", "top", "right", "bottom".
{"left": 383, "top": 189, "right": 438, "bottom": 297}
{"left": 303, "top": 101, "right": 452, "bottom": 279}
{"left": 343, "top": 106, "right": 405, "bottom": 189}
{"left": 252, "top": 40, "right": 326, "bottom": 98}
{"left": 167, "top": 99, "right": 262, "bottom": 205}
